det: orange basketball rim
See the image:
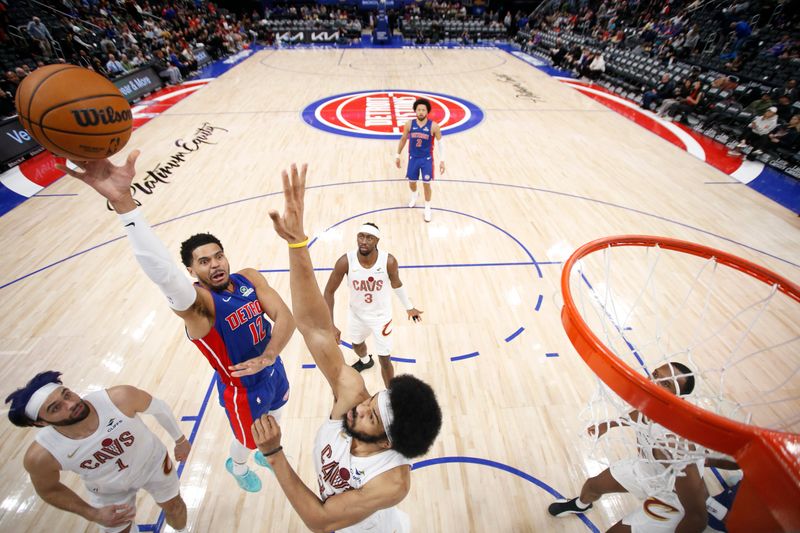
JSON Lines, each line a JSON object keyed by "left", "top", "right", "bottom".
{"left": 560, "top": 235, "right": 800, "bottom": 533}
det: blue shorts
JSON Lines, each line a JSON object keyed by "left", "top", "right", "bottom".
{"left": 406, "top": 157, "right": 434, "bottom": 182}
{"left": 216, "top": 356, "right": 290, "bottom": 449}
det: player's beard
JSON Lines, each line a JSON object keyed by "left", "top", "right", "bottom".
{"left": 342, "top": 408, "right": 387, "bottom": 444}
{"left": 49, "top": 401, "right": 91, "bottom": 426}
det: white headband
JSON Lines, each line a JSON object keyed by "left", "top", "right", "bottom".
{"left": 377, "top": 389, "right": 394, "bottom": 443}
{"left": 24, "top": 383, "right": 61, "bottom": 420}
{"left": 358, "top": 224, "right": 380, "bottom": 239}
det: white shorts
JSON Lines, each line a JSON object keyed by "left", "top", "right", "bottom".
{"left": 87, "top": 452, "right": 180, "bottom": 533}
{"left": 611, "top": 459, "right": 684, "bottom": 533}
{"left": 347, "top": 311, "right": 392, "bottom": 356}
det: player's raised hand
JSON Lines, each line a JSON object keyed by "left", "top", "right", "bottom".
{"left": 269, "top": 163, "right": 308, "bottom": 245}
{"left": 56, "top": 149, "right": 140, "bottom": 205}
{"left": 407, "top": 308, "right": 423, "bottom": 322}
{"left": 252, "top": 414, "right": 282, "bottom": 455}
{"left": 91, "top": 503, "right": 137, "bottom": 527}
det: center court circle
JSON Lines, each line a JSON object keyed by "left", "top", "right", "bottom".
{"left": 301, "top": 90, "right": 484, "bottom": 139}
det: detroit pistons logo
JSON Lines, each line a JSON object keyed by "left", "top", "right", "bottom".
{"left": 302, "top": 90, "right": 483, "bottom": 139}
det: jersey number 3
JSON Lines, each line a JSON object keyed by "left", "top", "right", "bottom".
{"left": 364, "top": 293, "right": 373, "bottom": 303}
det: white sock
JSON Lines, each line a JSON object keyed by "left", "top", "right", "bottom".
{"left": 576, "top": 497, "right": 591, "bottom": 509}
{"left": 360, "top": 354, "right": 371, "bottom": 364}
{"left": 424, "top": 201, "right": 431, "bottom": 208}
{"left": 410, "top": 191, "right": 418, "bottom": 200}
{"left": 230, "top": 439, "right": 250, "bottom": 476}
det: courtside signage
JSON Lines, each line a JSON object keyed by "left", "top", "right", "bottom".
{"left": 302, "top": 90, "right": 483, "bottom": 139}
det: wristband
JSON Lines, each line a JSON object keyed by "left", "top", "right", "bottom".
{"left": 288, "top": 238, "right": 309, "bottom": 249}
{"left": 263, "top": 445, "right": 283, "bottom": 457}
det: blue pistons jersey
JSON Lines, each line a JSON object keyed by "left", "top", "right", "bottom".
{"left": 190, "top": 272, "right": 290, "bottom": 448}
{"left": 408, "top": 119, "right": 434, "bottom": 159}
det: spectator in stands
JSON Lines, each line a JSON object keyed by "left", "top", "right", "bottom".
{"left": 550, "top": 38, "right": 568, "bottom": 68}
{"left": 681, "top": 24, "right": 700, "bottom": 56}
{"left": 106, "top": 53, "right": 128, "bottom": 76}
{"left": 729, "top": 107, "right": 779, "bottom": 156}
{"left": 27, "top": 17, "right": 53, "bottom": 58}
{"left": 151, "top": 48, "right": 182, "bottom": 85}
{"left": 780, "top": 79, "right": 798, "bottom": 101}
{"left": 667, "top": 80, "right": 704, "bottom": 123}
{"left": 775, "top": 95, "right": 795, "bottom": 123}
{"left": 100, "top": 35, "right": 118, "bottom": 55}
{"left": 744, "top": 93, "right": 774, "bottom": 116}
{"left": 3, "top": 70, "right": 20, "bottom": 97}
{"left": 657, "top": 78, "right": 691, "bottom": 117}
{"left": 90, "top": 57, "right": 109, "bottom": 77}
{"left": 587, "top": 52, "right": 605, "bottom": 81}
{"left": 722, "top": 19, "right": 751, "bottom": 59}
{"left": 130, "top": 50, "right": 150, "bottom": 67}
{"left": 642, "top": 73, "right": 675, "bottom": 111}
{"left": 76, "top": 49, "right": 93, "bottom": 68}
{"left": 120, "top": 54, "right": 134, "bottom": 72}
{"left": 765, "top": 114, "right": 800, "bottom": 152}
{"left": 14, "top": 67, "right": 26, "bottom": 81}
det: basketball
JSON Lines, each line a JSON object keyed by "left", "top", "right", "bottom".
{"left": 14, "top": 64, "right": 133, "bottom": 160}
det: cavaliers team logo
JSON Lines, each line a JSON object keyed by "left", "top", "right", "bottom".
{"left": 302, "top": 90, "right": 483, "bottom": 139}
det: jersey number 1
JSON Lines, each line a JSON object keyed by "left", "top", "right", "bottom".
{"left": 249, "top": 318, "right": 267, "bottom": 344}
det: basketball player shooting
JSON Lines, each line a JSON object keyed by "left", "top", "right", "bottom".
{"left": 251, "top": 164, "right": 443, "bottom": 533}
{"left": 58, "top": 151, "right": 296, "bottom": 494}
{"left": 6, "top": 371, "right": 190, "bottom": 533}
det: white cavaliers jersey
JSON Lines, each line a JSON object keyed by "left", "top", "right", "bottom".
{"left": 347, "top": 250, "right": 392, "bottom": 321}
{"left": 313, "top": 418, "right": 412, "bottom": 533}
{"left": 35, "top": 390, "right": 166, "bottom": 494}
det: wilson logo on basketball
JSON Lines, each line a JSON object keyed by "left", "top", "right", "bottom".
{"left": 71, "top": 107, "right": 133, "bottom": 127}
{"left": 302, "top": 90, "right": 483, "bottom": 139}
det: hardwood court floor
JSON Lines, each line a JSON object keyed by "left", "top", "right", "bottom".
{"left": 0, "top": 48, "right": 798, "bottom": 532}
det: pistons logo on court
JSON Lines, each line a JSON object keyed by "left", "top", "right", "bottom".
{"left": 302, "top": 90, "right": 483, "bottom": 139}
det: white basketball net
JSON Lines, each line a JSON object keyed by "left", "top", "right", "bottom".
{"left": 568, "top": 243, "right": 800, "bottom": 496}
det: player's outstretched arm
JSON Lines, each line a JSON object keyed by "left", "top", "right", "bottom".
{"left": 24, "top": 445, "right": 136, "bottom": 528}
{"left": 269, "top": 164, "right": 369, "bottom": 411}
{"left": 253, "top": 414, "right": 408, "bottom": 533}
{"left": 57, "top": 151, "right": 213, "bottom": 338}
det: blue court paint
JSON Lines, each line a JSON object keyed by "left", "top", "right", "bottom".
{"left": 534, "top": 294, "right": 544, "bottom": 311}
{"left": 546, "top": 353, "right": 559, "bottom": 358}
{"left": 180, "top": 415, "right": 197, "bottom": 421}
{"left": 505, "top": 327, "right": 524, "bottom": 342}
{"left": 451, "top": 351, "right": 479, "bottom": 362}
{"left": 412, "top": 456, "right": 599, "bottom": 532}
{"left": 302, "top": 363, "right": 317, "bottom": 369}
{"left": 389, "top": 356, "right": 416, "bottom": 363}
{"left": 340, "top": 341, "right": 353, "bottom": 349}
